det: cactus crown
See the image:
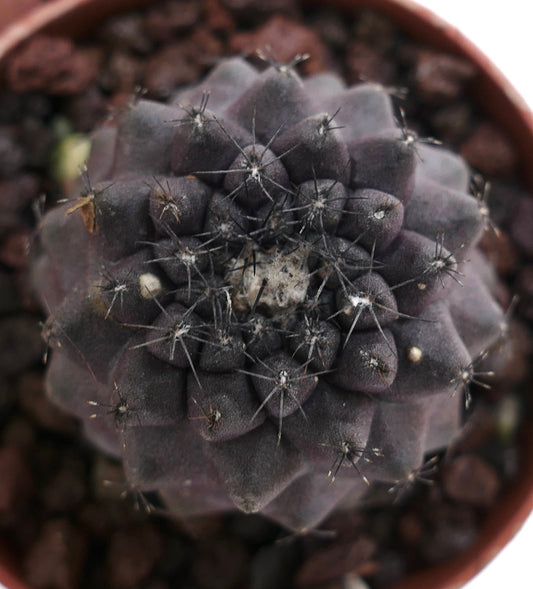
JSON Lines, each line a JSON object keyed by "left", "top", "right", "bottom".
{"left": 33, "top": 55, "right": 504, "bottom": 531}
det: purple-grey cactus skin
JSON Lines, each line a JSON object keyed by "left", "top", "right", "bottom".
{"left": 32, "top": 56, "right": 504, "bottom": 532}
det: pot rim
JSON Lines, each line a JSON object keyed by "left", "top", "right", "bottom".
{"left": 0, "top": 1, "right": 532, "bottom": 588}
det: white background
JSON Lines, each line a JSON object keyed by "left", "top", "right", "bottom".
{"left": 1, "top": 2, "right": 532, "bottom": 589}
{"left": 416, "top": 0, "right": 533, "bottom": 109}
{"left": 414, "top": 2, "right": 533, "bottom": 589}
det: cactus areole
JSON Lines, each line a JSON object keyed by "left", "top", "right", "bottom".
{"left": 33, "top": 56, "right": 504, "bottom": 531}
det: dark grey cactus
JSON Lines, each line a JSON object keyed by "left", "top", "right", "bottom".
{"left": 32, "top": 55, "right": 504, "bottom": 531}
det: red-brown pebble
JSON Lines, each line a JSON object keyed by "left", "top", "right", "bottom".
{"left": 190, "top": 537, "right": 249, "bottom": 589}
{"left": 353, "top": 10, "right": 397, "bottom": 53}
{"left": 295, "top": 536, "right": 376, "bottom": 587}
{"left": 414, "top": 50, "right": 476, "bottom": 103}
{"left": 397, "top": 513, "right": 424, "bottom": 547}
{"left": 204, "top": 0, "right": 236, "bottom": 34}
{"left": 77, "top": 500, "right": 134, "bottom": 539}
{"left": 18, "top": 372, "right": 77, "bottom": 434}
{"left": 0, "top": 445, "right": 33, "bottom": 520}
{"left": 0, "top": 126, "right": 26, "bottom": 176}
{"left": 13, "top": 267, "right": 42, "bottom": 313}
{"left": 100, "top": 50, "right": 145, "bottom": 95}
{"left": 7, "top": 36, "right": 100, "bottom": 95}
{"left": 41, "top": 456, "right": 87, "bottom": 513}
{"left": 310, "top": 10, "right": 350, "bottom": 51}
{"left": 0, "top": 175, "right": 39, "bottom": 235}
{"left": 107, "top": 523, "right": 164, "bottom": 589}
{"left": 430, "top": 102, "right": 474, "bottom": 144}
{"left": 460, "top": 123, "right": 517, "bottom": 177}
{"left": 229, "top": 15, "right": 331, "bottom": 75}
{"left": 0, "top": 271, "right": 20, "bottom": 314}
{"left": 64, "top": 85, "right": 109, "bottom": 132}
{"left": 144, "top": 581, "right": 171, "bottom": 589}
{"left": 0, "top": 416, "right": 35, "bottom": 449}
{"left": 24, "top": 519, "right": 87, "bottom": 589}
{"left": 0, "top": 228, "right": 31, "bottom": 269}
{"left": 369, "top": 551, "right": 405, "bottom": 588}
{"left": 322, "top": 510, "right": 367, "bottom": 544}
{"left": 420, "top": 504, "right": 478, "bottom": 564}
{"left": 249, "top": 541, "right": 301, "bottom": 589}
{"left": 443, "top": 454, "right": 501, "bottom": 507}
{"left": 510, "top": 194, "right": 533, "bottom": 256}
{"left": 177, "top": 513, "right": 225, "bottom": 539}
{"left": 143, "top": 43, "right": 205, "bottom": 99}
{"left": 0, "top": 373, "right": 13, "bottom": 413}
{"left": 449, "top": 403, "right": 496, "bottom": 455}
{"left": 145, "top": 0, "right": 201, "bottom": 41}
{"left": 0, "top": 315, "right": 43, "bottom": 375}
{"left": 222, "top": 0, "right": 298, "bottom": 19}
{"left": 187, "top": 26, "right": 225, "bottom": 64}
{"left": 100, "top": 13, "right": 153, "bottom": 54}
{"left": 19, "top": 117, "right": 55, "bottom": 169}
{"left": 482, "top": 319, "right": 532, "bottom": 392}
{"left": 479, "top": 229, "right": 519, "bottom": 277}
{"left": 516, "top": 265, "right": 533, "bottom": 320}
{"left": 345, "top": 41, "right": 396, "bottom": 85}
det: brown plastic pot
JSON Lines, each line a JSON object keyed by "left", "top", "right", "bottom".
{"left": 0, "top": 1, "right": 532, "bottom": 588}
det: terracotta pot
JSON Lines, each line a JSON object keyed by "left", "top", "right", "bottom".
{"left": 0, "top": 1, "right": 532, "bottom": 588}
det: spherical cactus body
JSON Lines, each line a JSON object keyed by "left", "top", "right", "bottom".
{"left": 33, "top": 56, "right": 504, "bottom": 531}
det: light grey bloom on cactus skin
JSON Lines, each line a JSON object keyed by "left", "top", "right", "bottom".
{"left": 33, "top": 55, "right": 504, "bottom": 532}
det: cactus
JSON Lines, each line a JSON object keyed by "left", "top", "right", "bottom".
{"left": 32, "top": 55, "right": 504, "bottom": 532}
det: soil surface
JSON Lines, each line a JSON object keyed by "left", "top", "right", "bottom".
{"left": 1, "top": 1, "right": 532, "bottom": 588}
